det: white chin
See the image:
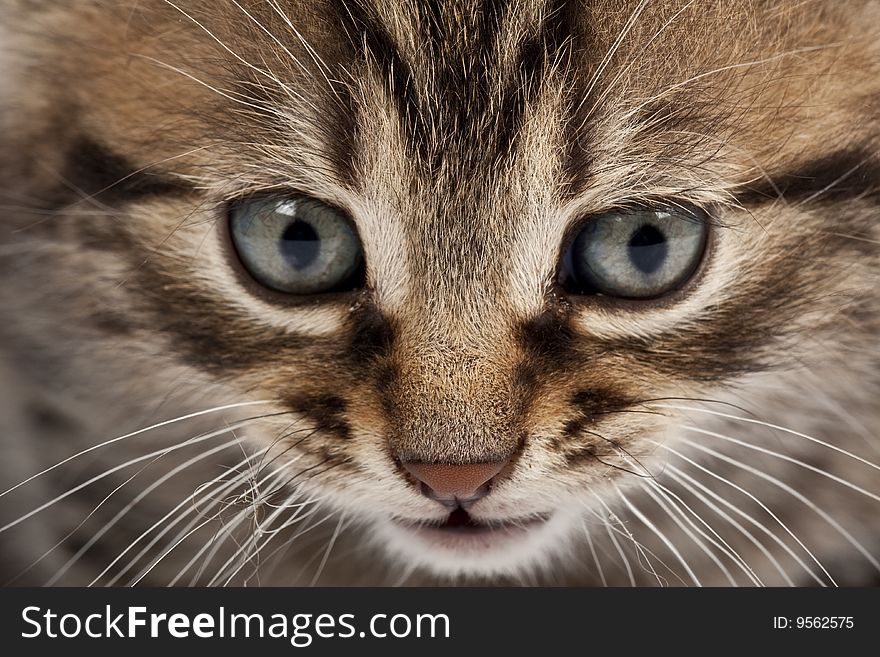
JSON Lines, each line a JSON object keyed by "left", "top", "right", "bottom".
{"left": 372, "top": 508, "right": 578, "bottom": 579}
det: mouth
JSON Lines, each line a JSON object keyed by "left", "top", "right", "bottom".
{"left": 380, "top": 505, "right": 575, "bottom": 576}
{"left": 395, "top": 508, "right": 551, "bottom": 550}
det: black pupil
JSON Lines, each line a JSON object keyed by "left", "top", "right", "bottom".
{"left": 280, "top": 220, "right": 320, "bottom": 269}
{"left": 627, "top": 224, "right": 667, "bottom": 275}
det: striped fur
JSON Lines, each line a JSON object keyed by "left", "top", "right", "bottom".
{"left": 0, "top": 0, "right": 878, "bottom": 585}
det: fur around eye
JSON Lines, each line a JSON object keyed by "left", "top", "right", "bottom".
{"left": 560, "top": 207, "right": 709, "bottom": 299}
{"left": 229, "top": 196, "right": 365, "bottom": 295}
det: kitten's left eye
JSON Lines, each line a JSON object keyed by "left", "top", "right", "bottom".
{"left": 560, "top": 206, "right": 708, "bottom": 299}
{"left": 229, "top": 196, "right": 365, "bottom": 295}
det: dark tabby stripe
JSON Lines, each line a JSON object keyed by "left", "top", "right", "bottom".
{"left": 336, "top": 1, "right": 430, "bottom": 162}
{"left": 735, "top": 148, "right": 880, "bottom": 205}
{"left": 62, "top": 138, "right": 191, "bottom": 203}
{"left": 285, "top": 394, "right": 352, "bottom": 440}
{"left": 335, "top": 0, "right": 583, "bottom": 171}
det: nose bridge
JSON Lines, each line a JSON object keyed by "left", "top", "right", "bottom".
{"left": 380, "top": 200, "right": 528, "bottom": 461}
{"left": 385, "top": 317, "right": 524, "bottom": 464}
{"left": 404, "top": 183, "right": 518, "bottom": 326}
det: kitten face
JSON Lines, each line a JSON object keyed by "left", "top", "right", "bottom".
{"left": 1, "top": 0, "right": 878, "bottom": 584}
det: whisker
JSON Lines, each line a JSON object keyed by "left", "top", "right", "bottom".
{"left": 584, "top": 498, "right": 688, "bottom": 586}
{"left": 0, "top": 417, "right": 266, "bottom": 535}
{"left": 123, "top": 434, "right": 317, "bottom": 586}
{"left": 658, "top": 404, "right": 880, "bottom": 472}
{"left": 264, "top": 0, "right": 342, "bottom": 101}
{"left": 656, "top": 440, "right": 835, "bottom": 583}
{"left": 587, "top": 493, "right": 636, "bottom": 586}
{"left": 47, "top": 435, "right": 246, "bottom": 586}
{"left": 581, "top": 429, "right": 657, "bottom": 479}
{"left": 0, "top": 401, "right": 273, "bottom": 499}
{"left": 640, "top": 480, "right": 755, "bottom": 585}
{"left": 159, "top": 0, "right": 319, "bottom": 113}
{"left": 584, "top": 0, "right": 698, "bottom": 122}
{"left": 231, "top": 460, "right": 353, "bottom": 585}
{"left": 238, "top": 503, "right": 332, "bottom": 586}
{"left": 204, "top": 458, "right": 348, "bottom": 587}
{"left": 116, "top": 457, "right": 290, "bottom": 586}
{"left": 618, "top": 43, "right": 842, "bottom": 124}
{"left": 612, "top": 482, "right": 702, "bottom": 586}
{"left": 677, "top": 437, "right": 880, "bottom": 575}
{"left": 215, "top": 494, "right": 326, "bottom": 587}
{"left": 682, "top": 425, "right": 880, "bottom": 504}
{"left": 576, "top": 0, "right": 651, "bottom": 120}
{"left": 309, "top": 513, "right": 346, "bottom": 586}
{"left": 91, "top": 446, "right": 271, "bottom": 586}
{"left": 9, "top": 455, "right": 165, "bottom": 586}
{"left": 167, "top": 465, "right": 300, "bottom": 586}
{"left": 663, "top": 465, "right": 803, "bottom": 586}
{"left": 595, "top": 500, "right": 665, "bottom": 586}
{"left": 581, "top": 520, "right": 608, "bottom": 587}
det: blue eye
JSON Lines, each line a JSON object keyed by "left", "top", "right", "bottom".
{"left": 560, "top": 207, "right": 708, "bottom": 299}
{"left": 230, "top": 196, "right": 364, "bottom": 295}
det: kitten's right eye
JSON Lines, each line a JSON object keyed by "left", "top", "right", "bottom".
{"left": 229, "top": 196, "right": 365, "bottom": 295}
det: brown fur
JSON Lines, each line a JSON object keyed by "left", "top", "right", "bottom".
{"left": 0, "top": 0, "right": 878, "bottom": 585}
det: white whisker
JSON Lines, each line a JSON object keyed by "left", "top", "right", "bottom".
{"left": 587, "top": 494, "right": 636, "bottom": 586}
{"left": 0, "top": 418, "right": 263, "bottom": 535}
{"left": 591, "top": 495, "right": 664, "bottom": 585}
{"left": 205, "top": 481, "right": 322, "bottom": 587}
{"left": 618, "top": 43, "right": 842, "bottom": 123}
{"left": 682, "top": 425, "right": 880, "bottom": 504}
{"left": 663, "top": 465, "right": 802, "bottom": 586}
{"left": 126, "top": 452, "right": 299, "bottom": 586}
{"left": 658, "top": 404, "right": 880, "bottom": 472}
{"left": 581, "top": 520, "right": 608, "bottom": 587}
{"left": 309, "top": 512, "right": 346, "bottom": 586}
{"left": 48, "top": 435, "right": 247, "bottom": 586}
{"left": 658, "top": 441, "right": 834, "bottom": 584}
{"left": 169, "top": 465, "right": 299, "bottom": 586}
{"left": 678, "top": 437, "right": 880, "bottom": 575}
{"left": 0, "top": 401, "right": 272, "bottom": 499}
{"left": 92, "top": 446, "right": 270, "bottom": 587}
{"left": 220, "top": 498, "right": 330, "bottom": 587}
{"left": 159, "top": 0, "right": 318, "bottom": 112}
{"left": 576, "top": 0, "right": 651, "bottom": 119}
{"left": 612, "top": 482, "right": 702, "bottom": 586}
{"left": 644, "top": 477, "right": 759, "bottom": 583}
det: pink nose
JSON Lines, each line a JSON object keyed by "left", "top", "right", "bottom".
{"left": 401, "top": 461, "right": 509, "bottom": 501}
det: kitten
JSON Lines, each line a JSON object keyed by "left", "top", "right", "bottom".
{"left": 0, "top": 0, "right": 878, "bottom": 586}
